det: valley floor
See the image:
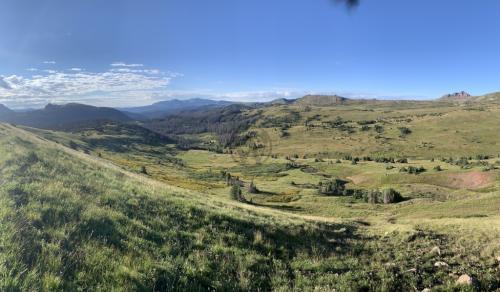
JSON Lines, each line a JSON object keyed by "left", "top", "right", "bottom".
{"left": 1, "top": 107, "right": 500, "bottom": 290}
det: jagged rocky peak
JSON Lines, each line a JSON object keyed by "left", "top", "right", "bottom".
{"left": 440, "top": 91, "right": 473, "bottom": 101}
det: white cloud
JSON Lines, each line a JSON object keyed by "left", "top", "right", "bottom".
{"left": 110, "top": 62, "right": 144, "bottom": 67}
{"left": 26, "top": 68, "right": 38, "bottom": 72}
{"left": 142, "top": 89, "right": 303, "bottom": 104}
{"left": 165, "top": 71, "right": 184, "bottom": 78}
{"left": 69, "top": 68, "right": 83, "bottom": 71}
{"left": 0, "top": 76, "right": 13, "bottom": 90}
{"left": 44, "top": 70, "right": 58, "bottom": 74}
{"left": 218, "top": 90, "right": 296, "bottom": 102}
{"left": 109, "top": 68, "right": 161, "bottom": 75}
{"left": 0, "top": 69, "right": 175, "bottom": 108}
{"left": 43, "top": 61, "right": 56, "bottom": 64}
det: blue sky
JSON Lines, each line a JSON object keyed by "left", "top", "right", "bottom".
{"left": 1, "top": 0, "right": 500, "bottom": 108}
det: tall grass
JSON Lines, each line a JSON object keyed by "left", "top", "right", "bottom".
{"left": 0, "top": 125, "right": 498, "bottom": 291}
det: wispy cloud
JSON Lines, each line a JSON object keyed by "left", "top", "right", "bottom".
{"left": 110, "top": 62, "right": 144, "bottom": 67}
{"left": 143, "top": 89, "right": 304, "bottom": 104}
{"left": 144, "top": 89, "right": 428, "bottom": 104}
{"left": 110, "top": 68, "right": 160, "bottom": 75}
{"left": 43, "top": 61, "right": 56, "bottom": 64}
{"left": 0, "top": 67, "right": 177, "bottom": 108}
{"left": 69, "top": 68, "right": 83, "bottom": 71}
{"left": 0, "top": 77, "right": 13, "bottom": 90}
{"left": 26, "top": 68, "right": 38, "bottom": 72}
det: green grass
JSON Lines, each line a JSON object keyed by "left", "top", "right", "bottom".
{"left": 1, "top": 124, "right": 499, "bottom": 291}
{"left": 247, "top": 102, "right": 500, "bottom": 159}
{"left": 6, "top": 100, "right": 500, "bottom": 291}
{"left": 0, "top": 124, "right": 357, "bottom": 290}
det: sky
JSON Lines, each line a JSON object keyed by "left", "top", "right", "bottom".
{"left": 1, "top": 0, "right": 500, "bottom": 108}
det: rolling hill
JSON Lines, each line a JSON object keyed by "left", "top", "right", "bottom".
{"left": 439, "top": 91, "right": 500, "bottom": 104}
{"left": 0, "top": 104, "right": 14, "bottom": 116}
{"left": 0, "top": 103, "right": 132, "bottom": 130}
{"left": 439, "top": 91, "right": 473, "bottom": 102}
{"left": 2, "top": 88, "right": 500, "bottom": 290}
{"left": 2, "top": 112, "right": 499, "bottom": 290}
{"left": 294, "top": 94, "right": 349, "bottom": 106}
{"left": 121, "top": 98, "right": 234, "bottom": 119}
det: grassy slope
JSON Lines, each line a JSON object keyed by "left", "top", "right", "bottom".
{"left": 0, "top": 123, "right": 352, "bottom": 291}
{"left": 249, "top": 101, "right": 500, "bottom": 158}
{"left": 1, "top": 125, "right": 499, "bottom": 291}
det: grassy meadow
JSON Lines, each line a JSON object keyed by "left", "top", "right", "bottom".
{"left": 1, "top": 98, "right": 500, "bottom": 291}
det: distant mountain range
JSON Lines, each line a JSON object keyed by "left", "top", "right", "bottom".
{"left": 0, "top": 103, "right": 131, "bottom": 130}
{"left": 0, "top": 104, "right": 14, "bottom": 116}
{"left": 121, "top": 98, "right": 234, "bottom": 119}
{"left": 439, "top": 91, "right": 500, "bottom": 103}
{"left": 2, "top": 92, "right": 500, "bottom": 131}
{"left": 439, "top": 91, "right": 473, "bottom": 102}
{"left": 294, "top": 92, "right": 500, "bottom": 105}
{"left": 294, "top": 95, "right": 348, "bottom": 106}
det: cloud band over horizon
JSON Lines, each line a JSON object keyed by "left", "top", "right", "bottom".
{"left": 0, "top": 63, "right": 179, "bottom": 108}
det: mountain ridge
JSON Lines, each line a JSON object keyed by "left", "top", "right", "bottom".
{"left": 294, "top": 95, "right": 349, "bottom": 106}
{"left": 121, "top": 98, "right": 234, "bottom": 119}
{"left": 0, "top": 103, "right": 131, "bottom": 129}
{"left": 0, "top": 103, "right": 14, "bottom": 116}
{"left": 439, "top": 91, "right": 473, "bottom": 102}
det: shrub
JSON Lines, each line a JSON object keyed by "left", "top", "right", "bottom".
{"left": 25, "top": 152, "right": 40, "bottom": 164}
{"left": 476, "top": 154, "right": 490, "bottom": 160}
{"left": 482, "top": 164, "right": 496, "bottom": 172}
{"left": 375, "top": 157, "right": 394, "bottom": 163}
{"left": 455, "top": 157, "right": 470, "bottom": 167}
{"left": 286, "top": 162, "right": 301, "bottom": 169}
{"left": 400, "top": 166, "right": 425, "bottom": 174}
{"left": 382, "top": 188, "right": 403, "bottom": 204}
{"left": 367, "top": 190, "right": 380, "bottom": 204}
{"left": 374, "top": 125, "right": 384, "bottom": 133}
{"left": 318, "top": 179, "right": 348, "bottom": 196}
{"left": 230, "top": 185, "right": 245, "bottom": 202}
{"left": 398, "top": 127, "right": 412, "bottom": 136}
{"left": 352, "top": 189, "right": 366, "bottom": 200}
{"left": 225, "top": 173, "right": 243, "bottom": 187}
{"left": 280, "top": 129, "right": 290, "bottom": 138}
{"left": 140, "top": 166, "right": 148, "bottom": 174}
{"left": 357, "top": 120, "right": 377, "bottom": 125}
{"left": 354, "top": 188, "right": 403, "bottom": 204}
{"left": 433, "top": 165, "right": 442, "bottom": 171}
{"left": 248, "top": 180, "right": 258, "bottom": 194}
{"left": 69, "top": 140, "right": 78, "bottom": 150}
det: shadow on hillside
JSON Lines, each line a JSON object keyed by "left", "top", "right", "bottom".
{"left": 4, "top": 147, "right": 367, "bottom": 291}
{"left": 250, "top": 201, "right": 304, "bottom": 212}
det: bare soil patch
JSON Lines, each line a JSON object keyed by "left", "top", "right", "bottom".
{"left": 444, "top": 171, "right": 496, "bottom": 189}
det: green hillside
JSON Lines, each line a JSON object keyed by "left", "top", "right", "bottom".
{"left": 245, "top": 100, "right": 500, "bottom": 159}
{"left": 1, "top": 113, "right": 499, "bottom": 291}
